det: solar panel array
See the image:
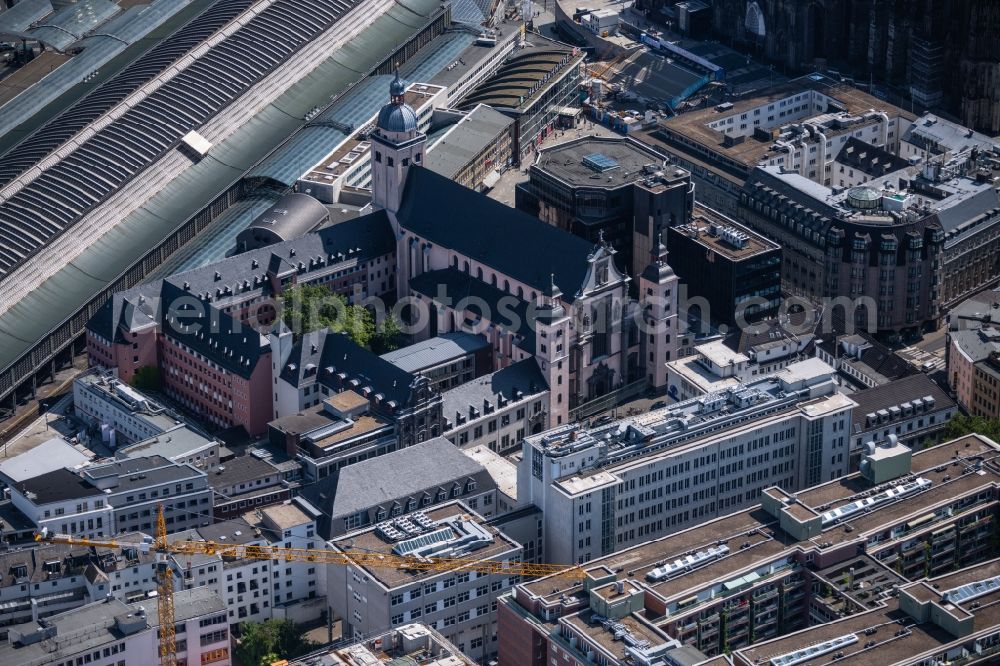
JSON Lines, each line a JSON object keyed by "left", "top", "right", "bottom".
{"left": 0, "top": 0, "right": 361, "bottom": 282}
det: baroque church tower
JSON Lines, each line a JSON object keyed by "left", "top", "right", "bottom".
{"left": 370, "top": 72, "right": 426, "bottom": 216}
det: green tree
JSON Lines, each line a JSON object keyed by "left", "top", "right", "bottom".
{"left": 130, "top": 365, "right": 161, "bottom": 391}
{"left": 942, "top": 414, "right": 1000, "bottom": 442}
{"left": 281, "top": 284, "right": 375, "bottom": 349}
{"left": 371, "top": 311, "right": 404, "bottom": 354}
{"left": 234, "top": 619, "right": 315, "bottom": 666}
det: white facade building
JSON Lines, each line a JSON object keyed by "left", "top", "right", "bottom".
{"left": 328, "top": 502, "right": 522, "bottom": 662}
{"left": 0, "top": 586, "right": 231, "bottom": 666}
{"left": 519, "top": 358, "right": 855, "bottom": 565}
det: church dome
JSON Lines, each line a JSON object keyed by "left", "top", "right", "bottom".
{"left": 377, "top": 102, "right": 419, "bottom": 133}
{"left": 377, "top": 71, "right": 418, "bottom": 133}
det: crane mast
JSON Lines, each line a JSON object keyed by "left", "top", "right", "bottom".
{"left": 156, "top": 506, "right": 177, "bottom": 666}
{"left": 34, "top": 507, "right": 584, "bottom": 665}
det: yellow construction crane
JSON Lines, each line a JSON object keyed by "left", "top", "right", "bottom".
{"left": 586, "top": 51, "right": 629, "bottom": 82}
{"left": 36, "top": 506, "right": 584, "bottom": 666}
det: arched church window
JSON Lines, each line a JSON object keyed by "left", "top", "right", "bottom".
{"left": 745, "top": 1, "right": 766, "bottom": 37}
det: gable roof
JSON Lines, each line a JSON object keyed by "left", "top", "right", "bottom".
{"left": 325, "top": 437, "right": 489, "bottom": 520}
{"left": 280, "top": 330, "right": 419, "bottom": 407}
{"left": 397, "top": 167, "right": 597, "bottom": 301}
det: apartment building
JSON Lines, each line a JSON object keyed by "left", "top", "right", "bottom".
{"left": 499, "top": 434, "right": 1000, "bottom": 664}
{"left": 328, "top": 501, "right": 522, "bottom": 662}
{"left": 0, "top": 587, "right": 230, "bottom": 666}
{"left": 73, "top": 371, "right": 181, "bottom": 447}
{"left": 518, "top": 358, "right": 854, "bottom": 565}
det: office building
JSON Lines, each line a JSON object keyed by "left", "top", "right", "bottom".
{"left": 328, "top": 501, "right": 522, "bottom": 662}
{"left": 518, "top": 357, "right": 853, "bottom": 565}
{"left": 639, "top": 74, "right": 913, "bottom": 217}
{"left": 667, "top": 207, "right": 782, "bottom": 327}
{"left": 272, "top": 328, "right": 444, "bottom": 450}
{"left": 499, "top": 433, "right": 1000, "bottom": 663}
{"left": 424, "top": 104, "right": 516, "bottom": 192}
{"left": 815, "top": 333, "right": 917, "bottom": 390}
{"left": 441, "top": 358, "right": 550, "bottom": 454}
{"left": 847, "top": 373, "right": 956, "bottom": 467}
{"left": 209, "top": 456, "right": 291, "bottom": 521}
{"left": 9, "top": 455, "right": 211, "bottom": 540}
{"left": 86, "top": 209, "right": 397, "bottom": 435}
{"left": 116, "top": 425, "right": 221, "bottom": 472}
{"left": 266, "top": 391, "right": 397, "bottom": 483}
{"left": 73, "top": 371, "right": 182, "bottom": 448}
{"left": 285, "top": 623, "right": 475, "bottom": 665}
{"left": 516, "top": 136, "right": 695, "bottom": 277}
{"left": 0, "top": 586, "right": 230, "bottom": 666}
{"left": 709, "top": 0, "right": 1000, "bottom": 135}
{"left": 459, "top": 38, "right": 584, "bottom": 164}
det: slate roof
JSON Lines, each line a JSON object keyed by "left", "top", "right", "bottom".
{"left": 279, "top": 330, "right": 418, "bottom": 407}
{"left": 85, "top": 209, "right": 395, "bottom": 374}
{"left": 397, "top": 167, "right": 596, "bottom": 301}
{"left": 850, "top": 373, "right": 955, "bottom": 426}
{"left": 441, "top": 358, "right": 548, "bottom": 426}
{"left": 834, "top": 136, "right": 910, "bottom": 178}
{"left": 326, "top": 437, "right": 488, "bottom": 520}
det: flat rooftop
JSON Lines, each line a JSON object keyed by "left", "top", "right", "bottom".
{"left": 671, "top": 207, "right": 779, "bottom": 260}
{"left": 563, "top": 609, "right": 669, "bottom": 659}
{"left": 737, "top": 559, "right": 1000, "bottom": 666}
{"left": 331, "top": 502, "right": 519, "bottom": 589}
{"left": 532, "top": 136, "right": 669, "bottom": 189}
{"left": 522, "top": 436, "right": 1000, "bottom": 606}
{"left": 656, "top": 73, "right": 913, "bottom": 175}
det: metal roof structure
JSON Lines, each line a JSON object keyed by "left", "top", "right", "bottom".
{"left": 424, "top": 104, "right": 513, "bottom": 179}
{"left": 381, "top": 332, "right": 490, "bottom": 373}
{"left": 0, "top": 0, "right": 362, "bottom": 283}
{"left": 0, "top": 0, "right": 446, "bottom": 385}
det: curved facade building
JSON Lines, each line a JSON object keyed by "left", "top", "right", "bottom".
{"left": 741, "top": 165, "right": 943, "bottom": 337}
